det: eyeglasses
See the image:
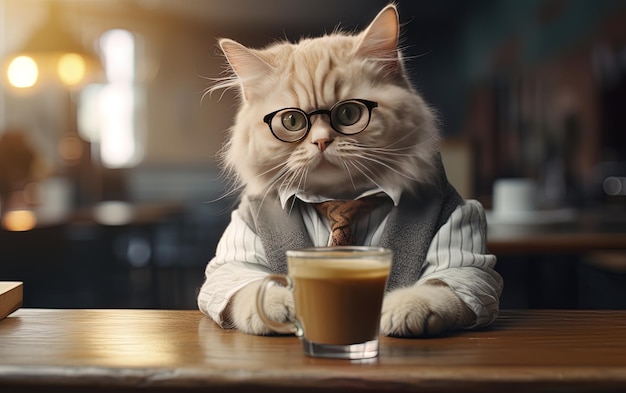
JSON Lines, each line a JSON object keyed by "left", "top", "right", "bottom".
{"left": 263, "top": 99, "right": 378, "bottom": 143}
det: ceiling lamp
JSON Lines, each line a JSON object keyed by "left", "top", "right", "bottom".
{"left": 3, "top": 2, "right": 102, "bottom": 90}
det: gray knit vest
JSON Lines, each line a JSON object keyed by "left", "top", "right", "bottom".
{"left": 237, "top": 156, "right": 462, "bottom": 291}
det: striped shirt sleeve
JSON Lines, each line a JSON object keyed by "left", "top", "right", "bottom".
{"left": 418, "top": 199, "right": 503, "bottom": 327}
{"left": 197, "top": 209, "right": 270, "bottom": 327}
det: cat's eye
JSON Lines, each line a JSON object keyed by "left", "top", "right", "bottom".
{"left": 281, "top": 111, "right": 307, "bottom": 132}
{"left": 333, "top": 103, "right": 362, "bottom": 127}
{"left": 263, "top": 99, "right": 378, "bottom": 143}
{"left": 264, "top": 108, "right": 310, "bottom": 142}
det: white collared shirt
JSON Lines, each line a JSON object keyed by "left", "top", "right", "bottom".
{"left": 197, "top": 190, "right": 502, "bottom": 330}
{"left": 278, "top": 185, "right": 402, "bottom": 207}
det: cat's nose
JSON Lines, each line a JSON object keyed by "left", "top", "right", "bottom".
{"left": 310, "top": 122, "right": 333, "bottom": 152}
{"left": 313, "top": 137, "right": 332, "bottom": 152}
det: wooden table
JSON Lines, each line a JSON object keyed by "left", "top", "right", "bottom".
{"left": 1, "top": 309, "right": 625, "bottom": 392}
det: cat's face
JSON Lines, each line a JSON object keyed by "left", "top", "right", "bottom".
{"left": 213, "top": 5, "right": 439, "bottom": 199}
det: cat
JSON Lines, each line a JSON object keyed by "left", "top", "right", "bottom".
{"left": 197, "top": 4, "right": 503, "bottom": 337}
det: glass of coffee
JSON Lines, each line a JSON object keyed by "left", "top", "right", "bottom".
{"left": 256, "top": 246, "right": 392, "bottom": 359}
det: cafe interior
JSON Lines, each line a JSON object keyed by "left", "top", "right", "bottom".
{"left": 0, "top": 0, "right": 625, "bottom": 312}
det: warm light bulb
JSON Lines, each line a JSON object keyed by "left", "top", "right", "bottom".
{"left": 2, "top": 210, "right": 37, "bottom": 231}
{"left": 57, "top": 53, "right": 86, "bottom": 86}
{"left": 7, "top": 56, "right": 39, "bottom": 88}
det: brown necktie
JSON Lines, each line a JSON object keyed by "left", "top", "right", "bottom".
{"left": 312, "top": 197, "right": 382, "bottom": 246}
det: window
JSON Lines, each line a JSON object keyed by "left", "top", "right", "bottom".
{"left": 78, "top": 29, "right": 145, "bottom": 168}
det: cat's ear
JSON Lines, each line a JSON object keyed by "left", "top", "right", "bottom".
{"left": 355, "top": 5, "right": 400, "bottom": 67}
{"left": 219, "top": 38, "right": 273, "bottom": 97}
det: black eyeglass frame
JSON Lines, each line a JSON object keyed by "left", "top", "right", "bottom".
{"left": 262, "top": 99, "right": 378, "bottom": 143}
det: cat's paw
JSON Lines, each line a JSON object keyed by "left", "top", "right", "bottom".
{"left": 380, "top": 283, "right": 466, "bottom": 337}
{"left": 230, "top": 280, "right": 295, "bottom": 335}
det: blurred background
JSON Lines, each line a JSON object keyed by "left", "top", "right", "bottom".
{"left": 0, "top": 0, "right": 625, "bottom": 310}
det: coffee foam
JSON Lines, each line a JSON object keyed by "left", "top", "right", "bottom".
{"left": 288, "top": 258, "right": 390, "bottom": 279}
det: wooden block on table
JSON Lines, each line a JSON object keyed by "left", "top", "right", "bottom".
{"left": 0, "top": 281, "right": 23, "bottom": 320}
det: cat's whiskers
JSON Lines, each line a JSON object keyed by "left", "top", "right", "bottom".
{"left": 340, "top": 158, "right": 359, "bottom": 191}
{"left": 338, "top": 142, "right": 404, "bottom": 168}
{"left": 278, "top": 167, "right": 301, "bottom": 195}
{"left": 357, "top": 148, "right": 413, "bottom": 164}
{"left": 348, "top": 143, "right": 416, "bottom": 155}
{"left": 361, "top": 147, "right": 417, "bottom": 158}
{"left": 344, "top": 130, "right": 419, "bottom": 153}
{"left": 259, "top": 163, "right": 308, "bottom": 216}
{"left": 249, "top": 152, "right": 298, "bottom": 195}
{"left": 262, "top": 156, "right": 307, "bottom": 196}
{"left": 287, "top": 166, "right": 309, "bottom": 215}
{"left": 357, "top": 151, "right": 422, "bottom": 182}
{"left": 253, "top": 166, "right": 295, "bottom": 222}
{"left": 201, "top": 75, "right": 240, "bottom": 103}
{"left": 335, "top": 141, "right": 424, "bottom": 193}
{"left": 266, "top": 167, "right": 293, "bottom": 195}
{"left": 297, "top": 165, "right": 309, "bottom": 194}
{"left": 207, "top": 157, "right": 246, "bottom": 205}
{"left": 207, "top": 181, "right": 244, "bottom": 204}
{"left": 252, "top": 148, "right": 293, "bottom": 171}
{"left": 346, "top": 160, "right": 386, "bottom": 191}
{"left": 379, "top": 128, "right": 420, "bottom": 149}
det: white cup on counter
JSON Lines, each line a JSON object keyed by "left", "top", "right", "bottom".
{"left": 492, "top": 178, "right": 539, "bottom": 219}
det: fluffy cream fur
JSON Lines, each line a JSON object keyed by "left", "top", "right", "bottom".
{"left": 212, "top": 4, "right": 475, "bottom": 337}
{"left": 210, "top": 4, "right": 440, "bottom": 200}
